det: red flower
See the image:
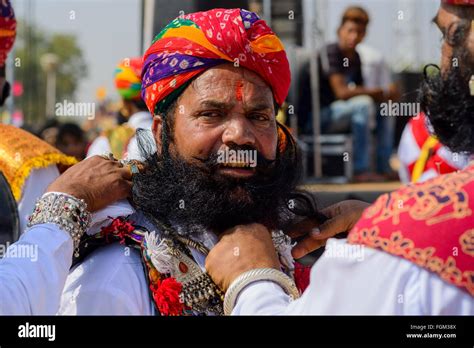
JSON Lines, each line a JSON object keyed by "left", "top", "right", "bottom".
{"left": 100, "top": 216, "right": 135, "bottom": 244}
{"left": 150, "top": 277, "right": 184, "bottom": 316}
{"left": 294, "top": 262, "right": 311, "bottom": 293}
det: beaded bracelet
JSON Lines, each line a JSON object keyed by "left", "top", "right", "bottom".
{"left": 27, "top": 192, "right": 91, "bottom": 257}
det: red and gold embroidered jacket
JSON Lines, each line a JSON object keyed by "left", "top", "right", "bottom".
{"left": 348, "top": 164, "right": 474, "bottom": 296}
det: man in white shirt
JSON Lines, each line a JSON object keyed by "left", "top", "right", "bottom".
{"left": 0, "top": 156, "right": 133, "bottom": 314}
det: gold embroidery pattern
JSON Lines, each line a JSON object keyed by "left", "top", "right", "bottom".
{"left": 362, "top": 168, "right": 474, "bottom": 226}
{"left": 348, "top": 227, "right": 474, "bottom": 296}
{"left": 0, "top": 125, "right": 77, "bottom": 200}
{"left": 460, "top": 229, "right": 474, "bottom": 257}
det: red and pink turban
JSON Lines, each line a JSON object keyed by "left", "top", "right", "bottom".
{"left": 0, "top": 0, "right": 16, "bottom": 68}
{"left": 442, "top": 0, "right": 474, "bottom": 5}
{"left": 141, "top": 8, "right": 291, "bottom": 116}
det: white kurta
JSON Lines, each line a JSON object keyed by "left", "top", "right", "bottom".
{"left": 59, "top": 218, "right": 473, "bottom": 315}
{"left": 2, "top": 203, "right": 471, "bottom": 315}
{"left": 87, "top": 111, "right": 152, "bottom": 160}
{"left": 17, "top": 165, "right": 60, "bottom": 234}
{"left": 58, "top": 200, "right": 214, "bottom": 315}
{"left": 58, "top": 234, "right": 211, "bottom": 315}
{"left": 232, "top": 238, "right": 474, "bottom": 315}
{"left": 0, "top": 224, "right": 72, "bottom": 315}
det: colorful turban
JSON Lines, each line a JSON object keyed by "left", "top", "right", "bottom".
{"left": 442, "top": 0, "right": 474, "bottom": 5}
{"left": 0, "top": 0, "right": 16, "bottom": 67}
{"left": 141, "top": 8, "right": 291, "bottom": 116}
{"left": 114, "top": 57, "right": 143, "bottom": 100}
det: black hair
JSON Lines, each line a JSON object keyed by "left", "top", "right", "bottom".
{"left": 419, "top": 5, "right": 474, "bottom": 154}
{"left": 131, "top": 97, "right": 149, "bottom": 112}
{"left": 340, "top": 6, "right": 369, "bottom": 28}
{"left": 56, "top": 123, "right": 84, "bottom": 145}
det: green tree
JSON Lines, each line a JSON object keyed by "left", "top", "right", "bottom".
{"left": 14, "top": 20, "right": 87, "bottom": 127}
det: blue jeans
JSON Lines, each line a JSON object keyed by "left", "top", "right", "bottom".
{"left": 321, "top": 96, "right": 374, "bottom": 174}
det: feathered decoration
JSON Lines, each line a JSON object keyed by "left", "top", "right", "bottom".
{"left": 272, "top": 230, "right": 296, "bottom": 275}
{"left": 144, "top": 231, "right": 174, "bottom": 274}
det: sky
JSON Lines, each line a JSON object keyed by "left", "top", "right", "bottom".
{"left": 12, "top": 0, "right": 141, "bottom": 103}
{"left": 10, "top": 0, "right": 442, "bottom": 104}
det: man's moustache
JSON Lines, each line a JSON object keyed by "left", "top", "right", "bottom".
{"left": 192, "top": 146, "right": 276, "bottom": 174}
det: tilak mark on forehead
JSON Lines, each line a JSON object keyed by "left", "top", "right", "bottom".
{"left": 235, "top": 80, "right": 244, "bottom": 102}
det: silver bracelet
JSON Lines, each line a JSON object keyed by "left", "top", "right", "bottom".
{"left": 27, "top": 192, "right": 91, "bottom": 257}
{"left": 223, "top": 268, "right": 300, "bottom": 315}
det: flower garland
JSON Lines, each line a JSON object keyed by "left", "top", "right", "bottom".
{"left": 100, "top": 216, "right": 135, "bottom": 244}
{"left": 96, "top": 216, "right": 309, "bottom": 315}
{"left": 99, "top": 216, "right": 187, "bottom": 315}
{"left": 294, "top": 262, "right": 311, "bottom": 293}
{"left": 149, "top": 277, "right": 184, "bottom": 316}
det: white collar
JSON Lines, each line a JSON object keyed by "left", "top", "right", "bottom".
{"left": 127, "top": 111, "right": 152, "bottom": 130}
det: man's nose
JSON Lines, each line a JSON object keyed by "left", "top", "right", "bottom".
{"left": 222, "top": 117, "right": 256, "bottom": 146}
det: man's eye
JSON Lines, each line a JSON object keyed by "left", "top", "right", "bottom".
{"left": 448, "top": 27, "right": 465, "bottom": 46}
{"left": 200, "top": 112, "right": 222, "bottom": 118}
{"left": 249, "top": 114, "right": 269, "bottom": 121}
{"left": 444, "top": 22, "right": 468, "bottom": 47}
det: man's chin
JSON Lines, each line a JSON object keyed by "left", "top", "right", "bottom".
{"left": 226, "top": 186, "right": 254, "bottom": 206}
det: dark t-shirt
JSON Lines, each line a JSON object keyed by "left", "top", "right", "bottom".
{"left": 297, "top": 43, "right": 364, "bottom": 134}
{"left": 319, "top": 43, "right": 364, "bottom": 108}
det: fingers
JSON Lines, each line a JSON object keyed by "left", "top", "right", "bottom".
{"left": 97, "top": 155, "right": 143, "bottom": 180}
{"left": 290, "top": 215, "right": 348, "bottom": 259}
{"left": 118, "top": 165, "right": 133, "bottom": 180}
{"left": 111, "top": 170, "right": 133, "bottom": 197}
{"left": 120, "top": 180, "right": 133, "bottom": 197}
{"left": 286, "top": 230, "right": 308, "bottom": 239}
{"left": 291, "top": 232, "right": 328, "bottom": 259}
{"left": 284, "top": 217, "right": 319, "bottom": 238}
{"left": 115, "top": 159, "right": 145, "bottom": 180}
{"left": 319, "top": 203, "right": 341, "bottom": 219}
{"left": 312, "top": 215, "right": 349, "bottom": 240}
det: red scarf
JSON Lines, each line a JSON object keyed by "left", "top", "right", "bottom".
{"left": 348, "top": 164, "right": 474, "bottom": 296}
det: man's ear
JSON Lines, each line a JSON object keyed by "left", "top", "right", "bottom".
{"left": 152, "top": 115, "right": 163, "bottom": 153}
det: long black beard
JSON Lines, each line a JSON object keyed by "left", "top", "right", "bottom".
{"left": 419, "top": 49, "right": 474, "bottom": 154}
{"left": 131, "top": 128, "right": 301, "bottom": 238}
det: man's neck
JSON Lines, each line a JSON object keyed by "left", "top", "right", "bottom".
{"left": 338, "top": 43, "right": 356, "bottom": 58}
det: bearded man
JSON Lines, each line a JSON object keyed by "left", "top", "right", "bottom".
{"left": 8, "top": 8, "right": 366, "bottom": 315}
{"left": 206, "top": 0, "right": 474, "bottom": 315}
